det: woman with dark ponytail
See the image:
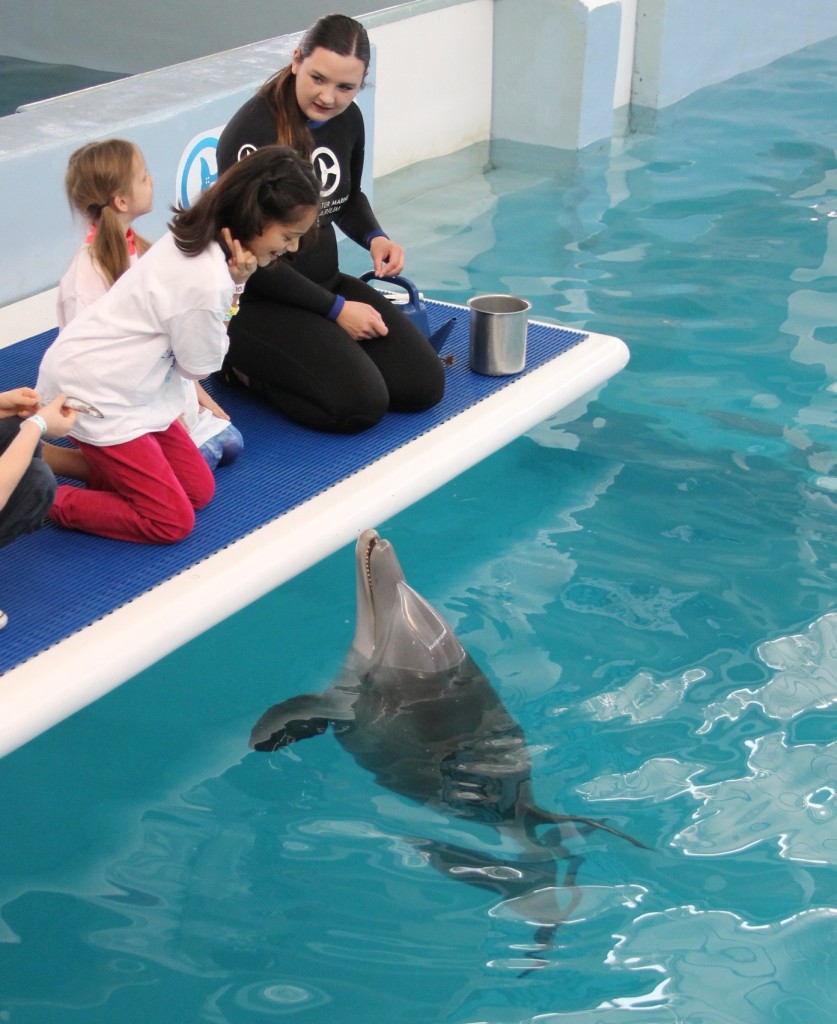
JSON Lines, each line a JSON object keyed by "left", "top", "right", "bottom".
{"left": 216, "top": 13, "right": 445, "bottom": 434}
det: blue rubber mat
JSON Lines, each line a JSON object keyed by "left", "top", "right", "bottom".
{"left": 0, "top": 302, "right": 586, "bottom": 675}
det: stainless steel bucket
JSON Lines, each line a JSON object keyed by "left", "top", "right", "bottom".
{"left": 468, "top": 294, "right": 531, "bottom": 375}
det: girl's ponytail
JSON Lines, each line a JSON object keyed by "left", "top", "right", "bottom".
{"left": 94, "top": 205, "right": 133, "bottom": 286}
{"left": 65, "top": 139, "right": 151, "bottom": 285}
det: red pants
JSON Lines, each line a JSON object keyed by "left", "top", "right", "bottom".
{"left": 50, "top": 421, "right": 215, "bottom": 544}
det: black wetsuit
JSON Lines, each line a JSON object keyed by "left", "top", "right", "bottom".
{"left": 216, "top": 96, "right": 445, "bottom": 433}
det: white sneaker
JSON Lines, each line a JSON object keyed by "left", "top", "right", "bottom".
{"left": 0, "top": 610, "right": 7, "bottom": 630}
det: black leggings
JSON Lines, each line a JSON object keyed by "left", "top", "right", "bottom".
{"left": 225, "top": 274, "right": 446, "bottom": 433}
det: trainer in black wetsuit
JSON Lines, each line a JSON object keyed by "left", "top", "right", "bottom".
{"left": 215, "top": 21, "right": 445, "bottom": 434}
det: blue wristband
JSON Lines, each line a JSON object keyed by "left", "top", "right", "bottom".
{"left": 365, "top": 229, "right": 388, "bottom": 248}
{"left": 327, "top": 295, "right": 346, "bottom": 322}
{"left": 20, "top": 414, "right": 47, "bottom": 436}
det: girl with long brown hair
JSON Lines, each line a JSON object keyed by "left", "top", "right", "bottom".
{"left": 59, "top": 138, "right": 153, "bottom": 325}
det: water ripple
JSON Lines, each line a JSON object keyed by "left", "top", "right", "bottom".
{"left": 605, "top": 906, "right": 837, "bottom": 1022}
{"left": 701, "top": 612, "right": 837, "bottom": 729}
{"left": 582, "top": 667, "right": 708, "bottom": 724}
{"left": 674, "top": 733, "right": 837, "bottom": 863}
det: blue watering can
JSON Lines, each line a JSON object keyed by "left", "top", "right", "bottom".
{"left": 360, "top": 272, "right": 457, "bottom": 353}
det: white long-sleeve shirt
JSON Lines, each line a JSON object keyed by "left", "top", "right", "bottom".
{"left": 39, "top": 234, "right": 233, "bottom": 446}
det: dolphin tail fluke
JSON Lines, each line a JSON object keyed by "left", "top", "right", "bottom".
{"left": 515, "top": 853, "right": 585, "bottom": 978}
{"left": 412, "top": 836, "right": 583, "bottom": 975}
{"left": 516, "top": 924, "right": 557, "bottom": 978}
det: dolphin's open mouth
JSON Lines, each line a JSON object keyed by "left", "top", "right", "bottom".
{"left": 362, "top": 533, "right": 378, "bottom": 593}
{"left": 353, "top": 528, "right": 385, "bottom": 660}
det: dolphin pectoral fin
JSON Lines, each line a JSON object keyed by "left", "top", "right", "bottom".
{"left": 251, "top": 715, "right": 331, "bottom": 751}
{"left": 250, "top": 694, "right": 338, "bottom": 751}
{"left": 250, "top": 685, "right": 359, "bottom": 751}
{"left": 526, "top": 806, "right": 649, "bottom": 850}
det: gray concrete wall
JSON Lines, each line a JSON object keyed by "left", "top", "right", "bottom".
{"left": 367, "top": 1, "right": 492, "bottom": 174}
{"left": 0, "top": 0, "right": 381, "bottom": 73}
{"left": 491, "top": 0, "right": 625, "bottom": 152}
{"left": 633, "top": 0, "right": 837, "bottom": 108}
{"left": 491, "top": 0, "right": 837, "bottom": 150}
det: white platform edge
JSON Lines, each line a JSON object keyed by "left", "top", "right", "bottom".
{"left": 0, "top": 292, "right": 629, "bottom": 757}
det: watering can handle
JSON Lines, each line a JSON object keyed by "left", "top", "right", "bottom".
{"left": 359, "top": 271, "right": 421, "bottom": 306}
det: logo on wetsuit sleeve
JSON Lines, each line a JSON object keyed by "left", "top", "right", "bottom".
{"left": 311, "top": 147, "right": 341, "bottom": 198}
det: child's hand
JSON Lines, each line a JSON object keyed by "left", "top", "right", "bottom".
{"left": 197, "top": 394, "right": 229, "bottom": 420}
{"left": 35, "top": 394, "right": 77, "bottom": 438}
{"left": 0, "top": 386, "right": 40, "bottom": 418}
{"left": 195, "top": 381, "right": 230, "bottom": 421}
{"left": 222, "top": 228, "right": 258, "bottom": 286}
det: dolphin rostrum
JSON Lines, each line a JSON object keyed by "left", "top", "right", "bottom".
{"left": 251, "top": 529, "right": 645, "bottom": 960}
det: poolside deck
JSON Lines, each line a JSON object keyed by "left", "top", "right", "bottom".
{"left": 0, "top": 290, "right": 628, "bottom": 755}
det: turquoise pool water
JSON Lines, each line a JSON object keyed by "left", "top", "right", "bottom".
{"left": 2, "top": 36, "right": 837, "bottom": 1024}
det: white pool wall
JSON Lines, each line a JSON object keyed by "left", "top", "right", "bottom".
{"left": 1, "top": 0, "right": 836, "bottom": 306}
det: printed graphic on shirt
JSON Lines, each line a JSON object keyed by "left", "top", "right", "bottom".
{"left": 312, "top": 146, "right": 341, "bottom": 198}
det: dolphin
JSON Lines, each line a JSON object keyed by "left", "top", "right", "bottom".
{"left": 251, "top": 529, "right": 645, "bottom": 961}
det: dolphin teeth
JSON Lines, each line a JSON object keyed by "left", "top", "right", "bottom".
{"left": 364, "top": 536, "right": 378, "bottom": 587}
